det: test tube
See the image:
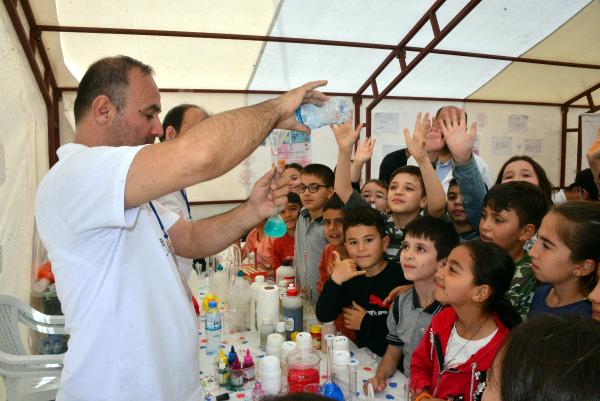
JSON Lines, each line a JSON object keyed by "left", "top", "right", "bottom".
{"left": 348, "top": 358, "right": 358, "bottom": 401}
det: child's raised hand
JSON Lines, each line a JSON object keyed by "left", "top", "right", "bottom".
{"left": 330, "top": 251, "right": 365, "bottom": 285}
{"left": 342, "top": 301, "right": 367, "bottom": 330}
{"left": 354, "top": 137, "right": 376, "bottom": 163}
{"left": 365, "top": 375, "right": 387, "bottom": 393}
{"left": 331, "top": 117, "right": 362, "bottom": 153}
{"left": 439, "top": 107, "right": 477, "bottom": 165}
{"left": 403, "top": 112, "right": 430, "bottom": 164}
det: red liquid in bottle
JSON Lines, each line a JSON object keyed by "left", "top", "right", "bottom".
{"left": 287, "top": 367, "right": 320, "bottom": 392}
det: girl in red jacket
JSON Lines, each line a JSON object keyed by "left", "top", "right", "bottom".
{"left": 410, "top": 241, "right": 521, "bottom": 401}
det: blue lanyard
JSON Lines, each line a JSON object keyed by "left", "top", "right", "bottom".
{"left": 180, "top": 189, "right": 192, "bottom": 220}
{"left": 148, "top": 201, "right": 194, "bottom": 303}
{"left": 148, "top": 201, "right": 168, "bottom": 240}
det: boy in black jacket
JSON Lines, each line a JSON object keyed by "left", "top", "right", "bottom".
{"left": 316, "top": 207, "right": 410, "bottom": 356}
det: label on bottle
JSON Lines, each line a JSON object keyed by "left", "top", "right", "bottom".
{"left": 284, "top": 317, "right": 294, "bottom": 332}
{"left": 206, "top": 317, "right": 222, "bottom": 331}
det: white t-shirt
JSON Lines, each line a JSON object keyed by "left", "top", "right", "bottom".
{"left": 35, "top": 143, "right": 201, "bottom": 401}
{"left": 157, "top": 190, "right": 194, "bottom": 279}
{"left": 444, "top": 325, "right": 497, "bottom": 369}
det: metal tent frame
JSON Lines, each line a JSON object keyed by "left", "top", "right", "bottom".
{"left": 4, "top": 0, "right": 599, "bottom": 188}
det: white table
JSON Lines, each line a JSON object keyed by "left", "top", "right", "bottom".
{"left": 196, "top": 317, "right": 409, "bottom": 401}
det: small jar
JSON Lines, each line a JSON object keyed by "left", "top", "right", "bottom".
{"left": 310, "top": 324, "right": 321, "bottom": 351}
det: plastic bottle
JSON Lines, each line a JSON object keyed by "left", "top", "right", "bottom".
{"left": 294, "top": 97, "right": 352, "bottom": 129}
{"left": 282, "top": 284, "right": 303, "bottom": 340}
{"left": 217, "top": 360, "right": 228, "bottom": 386}
{"left": 266, "top": 333, "right": 285, "bottom": 358}
{"left": 251, "top": 381, "right": 267, "bottom": 401}
{"left": 332, "top": 350, "right": 350, "bottom": 394}
{"left": 205, "top": 300, "right": 222, "bottom": 355}
{"left": 228, "top": 270, "right": 250, "bottom": 332}
{"left": 310, "top": 325, "right": 321, "bottom": 350}
{"left": 243, "top": 349, "right": 255, "bottom": 381}
{"left": 213, "top": 263, "right": 229, "bottom": 304}
{"left": 230, "top": 359, "right": 244, "bottom": 388}
{"left": 260, "top": 317, "right": 275, "bottom": 351}
{"left": 275, "top": 259, "right": 296, "bottom": 289}
{"left": 333, "top": 335, "right": 349, "bottom": 352}
{"left": 261, "top": 355, "right": 282, "bottom": 395}
{"left": 251, "top": 275, "right": 266, "bottom": 330}
{"left": 228, "top": 345, "right": 237, "bottom": 366}
{"left": 275, "top": 321, "right": 286, "bottom": 337}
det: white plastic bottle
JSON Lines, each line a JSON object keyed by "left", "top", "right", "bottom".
{"left": 294, "top": 97, "right": 352, "bottom": 129}
{"left": 250, "top": 275, "right": 266, "bottom": 330}
{"left": 275, "top": 259, "right": 296, "bottom": 288}
{"left": 260, "top": 317, "right": 275, "bottom": 351}
{"left": 228, "top": 270, "right": 250, "bottom": 332}
{"left": 213, "top": 263, "right": 229, "bottom": 305}
{"left": 261, "top": 355, "right": 282, "bottom": 395}
{"left": 205, "top": 300, "right": 222, "bottom": 354}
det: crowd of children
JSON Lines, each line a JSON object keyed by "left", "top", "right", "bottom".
{"left": 238, "top": 108, "right": 600, "bottom": 401}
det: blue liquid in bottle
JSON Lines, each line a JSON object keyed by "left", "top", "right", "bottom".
{"left": 264, "top": 216, "right": 287, "bottom": 238}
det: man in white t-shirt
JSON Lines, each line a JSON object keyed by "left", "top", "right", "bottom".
{"left": 156, "top": 104, "right": 209, "bottom": 279}
{"left": 35, "top": 56, "right": 327, "bottom": 401}
{"left": 407, "top": 106, "right": 494, "bottom": 193}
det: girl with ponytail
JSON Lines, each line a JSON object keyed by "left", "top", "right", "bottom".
{"left": 410, "top": 241, "right": 521, "bottom": 401}
{"left": 528, "top": 201, "right": 599, "bottom": 318}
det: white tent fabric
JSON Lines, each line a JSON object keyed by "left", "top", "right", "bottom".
{"left": 2, "top": 1, "right": 600, "bottom": 398}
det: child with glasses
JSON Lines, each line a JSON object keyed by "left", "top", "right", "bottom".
{"left": 295, "top": 164, "right": 335, "bottom": 305}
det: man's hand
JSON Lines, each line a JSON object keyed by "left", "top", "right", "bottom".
{"left": 383, "top": 284, "right": 414, "bottom": 305}
{"left": 439, "top": 107, "right": 477, "bottom": 165}
{"left": 354, "top": 137, "right": 376, "bottom": 163}
{"left": 330, "top": 251, "right": 365, "bottom": 285}
{"left": 247, "top": 166, "right": 289, "bottom": 220}
{"left": 404, "top": 112, "right": 430, "bottom": 165}
{"left": 276, "top": 80, "right": 329, "bottom": 133}
{"left": 331, "top": 118, "right": 362, "bottom": 153}
{"left": 343, "top": 301, "right": 367, "bottom": 330}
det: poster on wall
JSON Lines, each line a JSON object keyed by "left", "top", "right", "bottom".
{"left": 523, "top": 138, "right": 543, "bottom": 156}
{"left": 491, "top": 136, "right": 512, "bottom": 156}
{"left": 272, "top": 130, "right": 312, "bottom": 166}
{"left": 374, "top": 112, "right": 400, "bottom": 135}
{"left": 508, "top": 114, "right": 528, "bottom": 133}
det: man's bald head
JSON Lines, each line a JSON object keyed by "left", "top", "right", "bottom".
{"left": 160, "top": 104, "right": 209, "bottom": 142}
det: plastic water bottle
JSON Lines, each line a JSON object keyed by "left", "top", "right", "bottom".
{"left": 228, "top": 270, "right": 250, "bottom": 332}
{"left": 205, "top": 301, "right": 222, "bottom": 354}
{"left": 294, "top": 97, "right": 351, "bottom": 129}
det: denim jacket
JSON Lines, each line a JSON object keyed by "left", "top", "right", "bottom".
{"left": 451, "top": 156, "right": 487, "bottom": 232}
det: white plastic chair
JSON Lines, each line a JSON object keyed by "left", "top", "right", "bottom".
{"left": 0, "top": 295, "right": 66, "bottom": 401}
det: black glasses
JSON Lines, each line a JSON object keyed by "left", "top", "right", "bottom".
{"left": 297, "top": 183, "right": 329, "bottom": 193}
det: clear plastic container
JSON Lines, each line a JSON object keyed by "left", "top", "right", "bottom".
{"left": 286, "top": 349, "right": 321, "bottom": 392}
{"left": 294, "top": 97, "right": 352, "bottom": 129}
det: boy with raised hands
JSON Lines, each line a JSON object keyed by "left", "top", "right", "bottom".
{"left": 332, "top": 114, "right": 446, "bottom": 262}
{"left": 316, "top": 207, "right": 410, "bottom": 356}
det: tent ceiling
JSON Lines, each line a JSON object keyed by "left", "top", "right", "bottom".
{"left": 21, "top": 0, "right": 600, "bottom": 109}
